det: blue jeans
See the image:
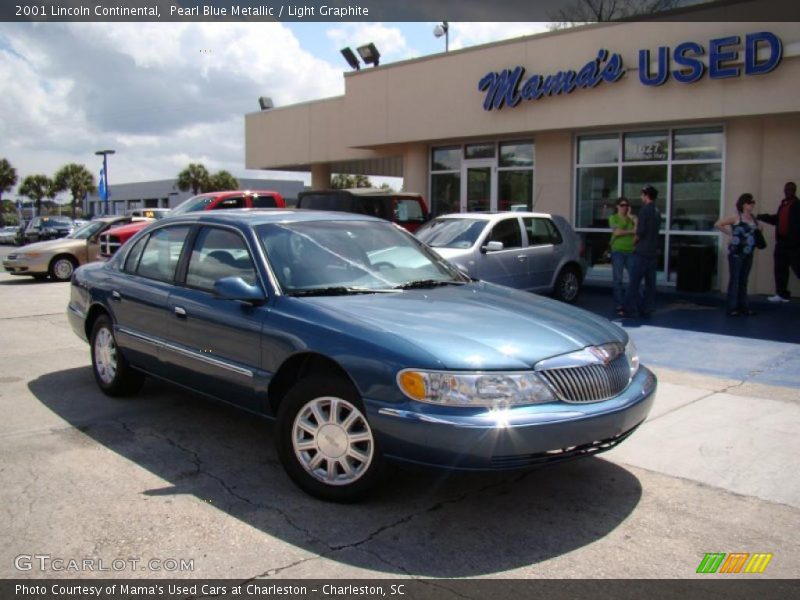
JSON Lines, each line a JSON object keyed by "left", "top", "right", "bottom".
{"left": 727, "top": 253, "right": 753, "bottom": 311}
{"left": 611, "top": 251, "right": 633, "bottom": 308}
{"left": 623, "top": 253, "right": 657, "bottom": 315}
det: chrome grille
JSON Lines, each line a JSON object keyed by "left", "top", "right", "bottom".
{"left": 539, "top": 355, "right": 631, "bottom": 403}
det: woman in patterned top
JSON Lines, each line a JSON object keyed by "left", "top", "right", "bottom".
{"left": 715, "top": 193, "right": 764, "bottom": 316}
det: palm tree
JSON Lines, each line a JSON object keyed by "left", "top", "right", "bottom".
{"left": 206, "top": 170, "right": 239, "bottom": 192}
{"left": 54, "top": 163, "right": 96, "bottom": 219}
{"left": 18, "top": 174, "right": 54, "bottom": 217}
{"left": 177, "top": 163, "right": 211, "bottom": 195}
{"left": 0, "top": 158, "right": 18, "bottom": 226}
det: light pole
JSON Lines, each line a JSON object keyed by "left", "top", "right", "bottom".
{"left": 434, "top": 21, "right": 449, "bottom": 53}
{"left": 95, "top": 149, "right": 115, "bottom": 216}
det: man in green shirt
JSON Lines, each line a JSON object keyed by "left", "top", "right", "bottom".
{"left": 608, "top": 197, "right": 636, "bottom": 311}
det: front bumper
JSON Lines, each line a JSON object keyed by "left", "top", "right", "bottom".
{"left": 368, "top": 366, "right": 657, "bottom": 470}
{"left": 3, "top": 257, "right": 47, "bottom": 276}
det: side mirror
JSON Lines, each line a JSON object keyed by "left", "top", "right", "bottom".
{"left": 481, "top": 241, "right": 504, "bottom": 253}
{"left": 213, "top": 277, "right": 266, "bottom": 305}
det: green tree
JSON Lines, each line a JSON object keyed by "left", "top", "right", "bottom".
{"left": 206, "top": 170, "right": 239, "bottom": 192}
{"left": 331, "top": 173, "right": 373, "bottom": 189}
{"left": 54, "top": 163, "right": 96, "bottom": 219}
{"left": 177, "top": 163, "right": 211, "bottom": 195}
{"left": 0, "top": 158, "right": 18, "bottom": 226}
{"left": 18, "top": 174, "right": 54, "bottom": 216}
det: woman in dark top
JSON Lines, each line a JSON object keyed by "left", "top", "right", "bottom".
{"left": 715, "top": 193, "right": 763, "bottom": 316}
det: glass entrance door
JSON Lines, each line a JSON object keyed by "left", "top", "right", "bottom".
{"left": 462, "top": 161, "right": 496, "bottom": 212}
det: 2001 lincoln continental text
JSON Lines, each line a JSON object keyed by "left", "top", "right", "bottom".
{"left": 67, "top": 210, "right": 656, "bottom": 501}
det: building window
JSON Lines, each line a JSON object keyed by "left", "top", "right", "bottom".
{"left": 431, "top": 141, "right": 534, "bottom": 215}
{"left": 431, "top": 146, "right": 461, "bottom": 217}
{"left": 575, "top": 126, "right": 724, "bottom": 285}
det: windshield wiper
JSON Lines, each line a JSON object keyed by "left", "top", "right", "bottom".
{"left": 393, "top": 279, "right": 467, "bottom": 290}
{"left": 287, "top": 286, "right": 399, "bottom": 297}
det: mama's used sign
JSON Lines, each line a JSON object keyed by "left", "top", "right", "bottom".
{"left": 478, "top": 32, "right": 782, "bottom": 111}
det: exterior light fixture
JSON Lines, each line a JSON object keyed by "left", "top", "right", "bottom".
{"left": 340, "top": 47, "right": 361, "bottom": 71}
{"left": 356, "top": 43, "right": 381, "bottom": 67}
{"left": 434, "top": 21, "right": 449, "bottom": 52}
{"left": 258, "top": 96, "right": 274, "bottom": 111}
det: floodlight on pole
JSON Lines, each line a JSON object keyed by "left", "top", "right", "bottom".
{"left": 356, "top": 43, "right": 381, "bottom": 67}
{"left": 340, "top": 47, "right": 361, "bottom": 70}
{"left": 434, "top": 21, "right": 450, "bottom": 52}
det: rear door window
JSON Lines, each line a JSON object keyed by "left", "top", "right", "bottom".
{"left": 523, "top": 217, "right": 563, "bottom": 246}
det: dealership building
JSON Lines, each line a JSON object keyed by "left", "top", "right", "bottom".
{"left": 245, "top": 16, "right": 800, "bottom": 296}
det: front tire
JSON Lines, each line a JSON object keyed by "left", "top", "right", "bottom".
{"left": 49, "top": 255, "right": 77, "bottom": 282}
{"left": 276, "top": 377, "right": 383, "bottom": 502}
{"left": 552, "top": 266, "right": 581, "bottom": 303}
{"left": 90, "top": 315, "right": 145, "bottom": 397}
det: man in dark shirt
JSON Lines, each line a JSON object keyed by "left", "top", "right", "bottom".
{"left": 758, "top": 181, "right": 800, "bottom": 302}
{"left": 620, "top": 185, "right": 662, "bottom": 317}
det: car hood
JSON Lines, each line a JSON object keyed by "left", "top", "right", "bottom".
{"left": 15, "top": 238, "right": 84, "bottom": 254}
{"left": 430, "top": 247, "right": 472, "bottom": 261}
{"left": 301, "top": 282, "right": 625, "bottom": 370}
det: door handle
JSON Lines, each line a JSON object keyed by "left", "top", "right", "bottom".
{"left": 173, "top": 306, "right": 187, "bottom": 318}
{"left": 517, "top": 255, "right": 528, "bottom": 261}
{"left": 111, "top": 290, "right": 121, "bottom": 302}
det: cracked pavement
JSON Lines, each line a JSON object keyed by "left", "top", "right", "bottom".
{"left": 0, "top": 260, "right": 798, "bottom": 581}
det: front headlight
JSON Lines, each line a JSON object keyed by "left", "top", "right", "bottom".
{"left": 397, "top": 369, "right": 556, "bottom": 408}
{"left": 625, "top": 339, "right": 640, "bottom": 377}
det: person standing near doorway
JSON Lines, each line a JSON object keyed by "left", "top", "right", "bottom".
{"left": 608, "top": 197, "right": 636, "bottom": 312}
{"left": 715, "top": 193, "right": 762, "bottom": 316}
{"left": 620, "top": 185, "right": 661, "bottom": 318}
{"left": 758, "top": 181, "right": 800, "bottom": 302}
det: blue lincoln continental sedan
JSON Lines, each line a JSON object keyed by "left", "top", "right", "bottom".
{"left": 67, "top": 210, "right": 656, "bottom": 501}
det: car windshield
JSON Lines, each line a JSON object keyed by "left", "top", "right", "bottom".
{"left": 67, "top": 220, "right": 107, "bottom": 239}
{"left": 171, "top": 196, "right": 213, "bottom": 215}
{"left": 415, "top": 218, "right": 487, "bottom": 249}
{"left": 257, "top": 220, "right": 466, "bottom": 295}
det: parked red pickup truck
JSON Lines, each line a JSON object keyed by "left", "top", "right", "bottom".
{"left": 99, "top": 190, "right": 286, "bottom": 257}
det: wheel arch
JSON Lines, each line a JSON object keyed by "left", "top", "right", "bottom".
{"left": 267, "top": 352, "right": 359, "bottom": 416}
{"left": 84, "top": 303, "right": 111, "bottom": 341}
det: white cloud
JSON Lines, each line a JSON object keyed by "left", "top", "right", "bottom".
{"left": 0, "top": 22, "right": 343, "bottom": 188}
{"left": 447, "top": 22, "right": 551, "bottom": 51}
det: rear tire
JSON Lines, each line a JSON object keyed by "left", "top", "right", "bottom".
{"left": 552, "top": 266, "right": 581, "bottom": 303}
{"left": 90, "top": 315, "right": 145, "bottom": 397}
{"left": 276, "top": 377, "right": 383, "bottom": 502}
{"left": 49, "top": 255, "right": 77, "bottom": 282}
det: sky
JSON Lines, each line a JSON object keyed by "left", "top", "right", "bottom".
{"left": 0, "top": 21, "right": 550, "bottom": 202}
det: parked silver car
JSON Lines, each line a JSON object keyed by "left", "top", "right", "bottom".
{"left": 415, "top": 212, "right": 586, "bottom": 302}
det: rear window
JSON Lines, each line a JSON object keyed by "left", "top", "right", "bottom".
{"left": 251, "top": 194, "right": 280, "bottom": 208}
{"left": 298, "top": 193, "right": 393, "bottom": 220}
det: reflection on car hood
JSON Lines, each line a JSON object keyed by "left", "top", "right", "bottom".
{"left": 301, "top": 282, "right": 625, "bottom": 370}
{"left": 16, "top": 238, "right": 84, "bottom": 253}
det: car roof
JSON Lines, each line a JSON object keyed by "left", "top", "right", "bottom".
{"left": 158, "top": 208, "right": 386, "bottom": 227}
{"left": 191, "top": 190, "right": 281, "bottom": 199}
{"left": 433, "top": 211, "right": 554, "bottom": 220}
{"left": 300, "top": 188, "right": 422, "bottom": 199}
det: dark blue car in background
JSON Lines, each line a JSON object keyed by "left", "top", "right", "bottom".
{"left": 67, "top": 210, "right": 656, "bottom": 502}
